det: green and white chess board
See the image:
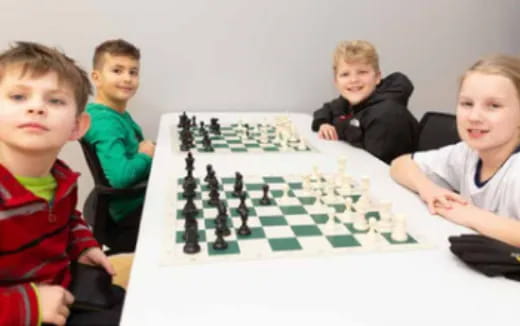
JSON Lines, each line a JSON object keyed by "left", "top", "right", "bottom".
{"left": 172, "top": 121, "right": 314, "bottom": 154}
{"left": 160, "top": 174, "right": 428, "bottom": 266}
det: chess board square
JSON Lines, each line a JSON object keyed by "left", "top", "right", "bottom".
{"left": 310, "top": 213, "right": 328, "bottom": 224}
{"left": 345, "top": 223, "right": 368, "bottom": 234}
{"left": 254, "top": 206, "right": 283, "bottom": 216}
{"left": 251, "top": 197, "right": 275, "bottom": 206}
{"left": 245, "top": 143, "right": 260, "bottom": 148}
{"left": 230, "top": 207, "right": 257, "bottom": 217}
{"left": 245, "top": 184, "right": 264, "bottom": 191}
{"left": 201, "top": 207, "right": 218, "bottom": 218}
{"left": 297, "top": 236, "right": 332, "bottom": 252}
{"left": 381, "top": 232, "right": 418, "bottom": 244}
{"left": 297, "top": 197, "right": 316, "bottom": 205}
{"left": 177, "top": 178, "right": 200, "bottom": 185}
{"left": 176, "top": 209, "right": 203, "bottom": 220}
{"left": 268, "top": 238, "right": 302, "bottom": 251}
{"left": 365, "top": 211, "right": 381, "bottom": 220}
{"left": 235, "top": 239, "right": 271, "bottom": 258}
{"left": 259, "top": 215, "right": 287, "bottom": 226}
{"left": 269, "top": 183, "right": 287, "bottom": 191}
{"left": 280, "top": 205, "right": 307, "bottom": 215}
{"left": 177, "top": 192, "right": 202, "bottom": 200}
{"left": 207, "top": 241, "right": 240, "bottom": 256}
{"left": 212, "top": 143, "right": 228, "bottom": 148}
{"left": 263, "top": 147, "right": 279, "bottom": 152}
{"left": 236, "top": 226, "right": 266, "bottom": 240}
{"left": 231, "top": 148, "right": 247, "bottom": 152}
{"left": 275, "top": 197, "right": 300, "bottom": 206}
{"left": 291, "top": 225, "right": 322, "bottom": 237}
{"left": 221, "top": 177, "right": 235, "bottom": 184}
{"left": 263, "top": 176, "right": 285, "bottom": 183}
{"left": 318, "top": 223, "right": 349, "bottom": 236}
{"left": 263, "top": 225, "right": 294, "bottom": 238}
{"left": 326, "top": 234, "right": 361, "bottom": 248}
{"left": 227, "top": 139, "right": 241, "bottom": 144}
{"left": 247, "top": 190, "right": 263, "bottom": 199}
{"left": 175, "top": 230, "right": 206, "bottom": 243}
{"left": 288, "top": 182, "right": 302, "bottom": 190}
{"left": 284, "top": 214, "right": 315, "bottom": 225}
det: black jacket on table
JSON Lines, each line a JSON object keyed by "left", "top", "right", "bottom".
{"left": 311, "top": 72, "right": 419, "bottom": 164}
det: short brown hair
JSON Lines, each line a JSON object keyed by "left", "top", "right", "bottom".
{"left": 93, "top": 39, "right": 140, "bottom": 69}
{"left": 461, "top": 54, "right": 520, "bottom": 102}
{"left": 333, "top": 40, "right": 380, "bottom": 74}
{"left": 0, "top": 41, "right": 92, "bottom": 114}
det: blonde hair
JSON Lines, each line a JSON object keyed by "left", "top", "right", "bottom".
{"left": 461, "top": 54, "right": 520, "bottom": 102}
{"left": 333, "top": 40, "right": 380, "bottom": 74}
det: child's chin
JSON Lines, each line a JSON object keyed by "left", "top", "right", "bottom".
{"left": 342, "top": 94, "right": 368, "bottom": 105}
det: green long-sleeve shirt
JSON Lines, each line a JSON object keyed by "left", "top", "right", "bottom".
{"left": 83, "top": 103, "right": 151, "bottom": 222}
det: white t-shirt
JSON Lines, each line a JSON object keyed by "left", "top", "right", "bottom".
{"left": 413, "top": 142, "right": 520, "bottom": 219}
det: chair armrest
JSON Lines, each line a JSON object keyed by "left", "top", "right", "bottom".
{"left": 95, "top": 180, "right": 147, "bottom": 197}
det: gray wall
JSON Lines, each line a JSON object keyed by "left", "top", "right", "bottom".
{"left": 1, "top": 0, "right": 519, "bottom": 206}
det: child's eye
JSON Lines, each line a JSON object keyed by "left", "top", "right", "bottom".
{"left": 9, "top": 94, "right": 25, "bottom": 101}
{"left": 489, "top": 103, "right": 502, "bottom": 109}
{"left": 49, "top": 98, "right": 66, "bottom": 105}
{"left": 112, "top": 68, "right": 122, "bottom": 74}
{"left": 130, "top": 70, "right": 139, "bottom": 76}
{"left": 459, "top": 101, "right": 473, "bottom": 107}
{"left": 340, "top": 72, "right": 349, "bottom": 77}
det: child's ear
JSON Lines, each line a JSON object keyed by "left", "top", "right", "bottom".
{"left": 69, "top": 113, "right": 91, "bottom": 141}
{"left": 376, "top": 71, "right": 382, "bottom": 85}
{"left": 91, "top": 70, "right": 100, "bottom": 86}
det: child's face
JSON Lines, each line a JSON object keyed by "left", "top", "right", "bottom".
{"left": 0, "top": 67, "right": 89, "bottom": 154}
{"left": 457, "top": 72, "right": 520, "bottom": 155}
{"left": 334, "top": 60, "right": 381, "bottom": 105}
{"left": 92, "top": 54, "right": 139, "bottom": 104}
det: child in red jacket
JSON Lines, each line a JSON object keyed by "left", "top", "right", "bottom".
{"left": 0, "top": 42, "right": 119, "bottom": 325}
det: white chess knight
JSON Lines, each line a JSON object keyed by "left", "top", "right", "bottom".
{"left": 391, "top": 214, "right": 408, "bottom": 242}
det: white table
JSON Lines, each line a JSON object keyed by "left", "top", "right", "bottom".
{"left": 121, "top": 112, "right": 519, "bottom": 326}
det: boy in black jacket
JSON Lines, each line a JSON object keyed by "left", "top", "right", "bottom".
{"left": 312, "top": 40, "right": 419, "bottom": 164}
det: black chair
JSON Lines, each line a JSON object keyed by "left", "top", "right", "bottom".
{"left": 79, "top": 139, "right": 147, "bottom": 254}
{"left": 416, "top": 111, "right": 460, "bottom": 151}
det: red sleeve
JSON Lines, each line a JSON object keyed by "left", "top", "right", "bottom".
{"left": 0, "top": 284, "right": 39, "bottom": 326}
{"left": 67, "top": 209, "right": 100, "bottom": 260}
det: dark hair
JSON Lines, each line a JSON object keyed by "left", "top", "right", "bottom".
{"left": 93, "top": 39, "right": 140, "bottom": 69}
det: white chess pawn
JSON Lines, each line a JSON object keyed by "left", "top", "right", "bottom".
{"left": 360, "top": 176, "right": 371, "bottom": 194}
{"left": 326, "top": 207, "right": 336, "bottom": 228}
{"left": 391, "top": 214, "right": 408, "bottom": 242}
{"left": 280, "top": 184, "right": 290, "bottom": 204}
{"left": 302, "top": 175, "right": 312, "bottom": 195}
{"left": 353, "top": 208, "right": 368, "bottom": 231}
{"left": 366, "top": 217, "right": 379, "bottom": 243}
{"left": 289, "top": 124, "right": 299, "bottom": 142}
{"left": 377, "top": 200, "right": 393, "bottom": 232}
{"left": 312, "top": 190, "right": 322, "bottom": 209}
{"left": 297, "top": 137, "right": 307, "bottom": 151}
{"left": 311, "top": 165, "right": 320, "bottom": 181}
{"left": 337, "top": 155, "right": 346, "bottom": 175}
{"left": 341, "top": 197, "right": 354, "bottom": 223}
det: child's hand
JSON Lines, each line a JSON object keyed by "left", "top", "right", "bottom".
{"left": 139, "top": 140, "right": 155, "bottom": 157}
{"left": 318, "top": 124, "right": 338, "bottom": 140}
{"left": 78, "top": 247, "right": 116, "bottom": 276}
{"left": 37, "top": 285, "right": 74, "bottom": 326}
{"left": 417, "top": 183, "right": 467, "bottom": 214}
{"left": 435, "top": 201, "right": 478, "bottom": 228}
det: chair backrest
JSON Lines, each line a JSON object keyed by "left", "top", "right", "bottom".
{"left": 79, "top": 139, "right": 111, "bottom": 187}
{"left": 416, "top": 111, "right": 460, "bottom": 151}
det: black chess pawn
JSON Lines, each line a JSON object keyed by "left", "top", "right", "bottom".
{"left": 208, "top": 181, "right": 220, "bottom": 206}
{"left": 183, "top": 226, "right": 201, "bottom": 254}
{"left": 202, "top": 134, "right": 214, "bottom": 152}
{"left": 178, "top": 111, "right": 188, "bottom": 128}
{"left": 199, "top": 121, "right": 205, "bottom": 129}
{"left": 215, "top": 201, "right": 231, "bottom": 236}
{"left": 232, "top": 172, "right": 243, "bottom": 197}
{"left": 191, "top": 115, "right": 197, "bottom": 127}
{"left": 237, "top": 206, "right": 251, "bottom": 236}
{"left": 213, "top": 218, "right": 228, "bottom": 250}
{"left": 204, "top": 164, "right": 213, "bottom": 182}
{"left": 260, "top": 184, "right": 271, "bottom": 205}
{"left": 238, "top": 192, "right": 248, "bottom": 212}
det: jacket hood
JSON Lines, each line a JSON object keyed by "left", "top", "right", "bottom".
{"left": 354, "top": 72, "right": 414, "bottom": 109}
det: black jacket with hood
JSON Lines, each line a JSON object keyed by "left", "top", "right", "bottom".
{"left": 311, "top": 72, "right": 419, "bottom": 164}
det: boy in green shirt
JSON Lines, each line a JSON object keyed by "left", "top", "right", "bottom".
{"left": 83, "top": 39, "right": 154, "bottom": 252}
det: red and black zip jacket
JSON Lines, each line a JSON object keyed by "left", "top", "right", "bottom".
{"left": 0, "top": 160, "right": 99, "bottom": 326}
